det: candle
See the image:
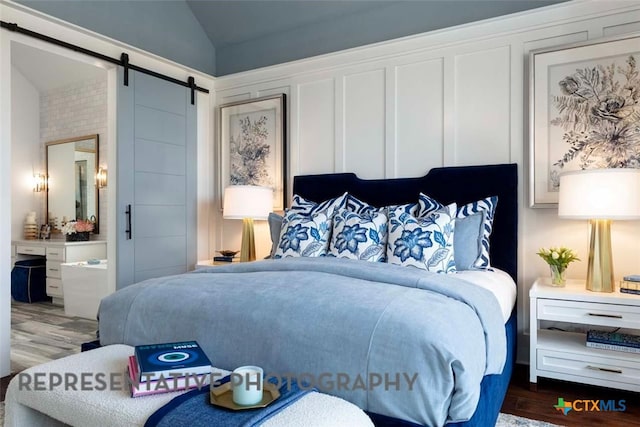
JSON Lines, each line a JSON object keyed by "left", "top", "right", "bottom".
{"left": 231, "top": 365, "right": 263, "bottom": 406}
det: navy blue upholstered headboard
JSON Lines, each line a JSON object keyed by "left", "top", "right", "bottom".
{"left": 293, "top": 163, "right": 518, "bottom": 281}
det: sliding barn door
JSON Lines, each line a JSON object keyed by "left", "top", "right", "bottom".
{"left": 116, "top": 70, "right": 196, "bottom": 289}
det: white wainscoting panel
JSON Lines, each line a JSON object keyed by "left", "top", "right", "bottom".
{"left": 343, "top": 69, "right": 386, "bottom": 178}
{"left": 394, "top": 58, "right": 444, "bottom": 178}
{"left": 297, "top": 79, "right": 335, "bottom": 175}
{"left": 453, "top": 45, "right": 511, "bottom": 166}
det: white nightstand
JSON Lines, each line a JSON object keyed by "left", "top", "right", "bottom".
{"left": 529, "top": 278, "right": 640, "bottom": 392}
{"left": 195, "top": 259, "right": 239, "bottom": 269}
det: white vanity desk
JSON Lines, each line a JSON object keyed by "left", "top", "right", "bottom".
{"left": 11, "top": 239, "right": 107, "bottom": 306}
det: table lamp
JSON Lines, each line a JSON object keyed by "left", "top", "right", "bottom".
{"left": 223, "top": 185, "right": 273, "bottom": 262}
{"left": 558, "top": 169, "right": 640, "bottom": 292}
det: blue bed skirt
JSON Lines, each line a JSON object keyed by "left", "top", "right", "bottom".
{"left": 367, "top": 310, "right": 517, "bottom": 427}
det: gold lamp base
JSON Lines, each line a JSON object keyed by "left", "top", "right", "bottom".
{"left": 586, "top": 219, "right": 614, "bottom": 292}
{"left": 239, "top": 218, "right": 256, "bottom": 262}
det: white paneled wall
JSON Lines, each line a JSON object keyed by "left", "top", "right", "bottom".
{"left": 214, "top": 1, "right": 640, "bottom": 362}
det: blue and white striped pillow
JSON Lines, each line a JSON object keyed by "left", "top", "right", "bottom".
{"left": 345, "top": 194, "right": 383, "bottom": 216}
{"left": 417, "top": 193, "right": 498, "bottom": 269}
{"left": 290, "top": 192, "right": 348, "bottom": 217}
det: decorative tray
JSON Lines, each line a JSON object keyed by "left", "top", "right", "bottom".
{"left": 210, "top": 381, "right": 280, "bottom": 410}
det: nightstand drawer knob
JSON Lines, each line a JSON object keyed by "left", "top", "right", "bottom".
{"left": 587, "top": 312, "right": 623, "bottom": 319}
{"left": 587, "top": 365, "right": 622, "bottom": 374}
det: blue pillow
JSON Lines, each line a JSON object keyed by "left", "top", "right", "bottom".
{"left": 453, "top": 211, "right": 484, "bottom": 270}
{"left": 418, "top": 193, "right": 498, "bottom": 269}
{"left": 328, "top": 209, "right": 388, "bottom": 262}
{"left": 387, "top": 203, "right": 456, "bottom": 273}
{"left": 273, "top": 211, "right": 332, "bottom": 258}
{"left": 267, "top": 212, "right": 283, "bottom": 258}
{"left": 458, "top": 196, "right": 498, "bottom": 269}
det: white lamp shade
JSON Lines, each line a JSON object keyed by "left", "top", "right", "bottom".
{"left": 558, "top": 169, "right": 640, "bottom": 220}
{"left": 223, "top": 185, "right": 273, "bottom": 220}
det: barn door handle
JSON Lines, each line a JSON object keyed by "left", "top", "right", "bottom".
{"left": 125, "top": 204, "right": 132, "bottom": 240}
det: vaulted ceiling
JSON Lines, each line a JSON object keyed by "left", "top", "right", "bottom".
{"left": 15, "top": 0, "right": 566, "bottom": 76}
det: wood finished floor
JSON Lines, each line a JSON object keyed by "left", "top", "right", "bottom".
{"left": 3, "top": 300, "right": 98, "bottom": 399}
{"left": 1, "top": 303, "right": 639, "bottom": 427}
{"left": 503, "top": 363, "right": 640, "bottom": 426}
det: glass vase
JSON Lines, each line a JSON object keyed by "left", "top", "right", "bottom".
{"left": 549, "top": 264, "right": 566, "bottom": 287}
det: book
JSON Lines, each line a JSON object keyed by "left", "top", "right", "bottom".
{"left": 586, "top": 330, "right": 640, "bottom": 352}
{"left": 134, "top": 341, "right": 212, "bottom": 381}
{"left": 623, "top": 275, "right": 640, "bottom": 282}
{"left": 621, "top": 287, "right": 640, "bottom": 295}
{"left": 127, "top": 355, "right": 209, "bottom": 398}
{"left": 213, "top": 256, "right": 233, "bottom": 262}
{"left": 586, "top": 341, "right": 640, "bottom": 354}
{"left": 620, "top": 280, "right": 640, "bottom": 291}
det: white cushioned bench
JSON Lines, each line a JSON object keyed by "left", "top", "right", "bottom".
{"left": 4, "top": 344, "right": 373, "bottom": 427}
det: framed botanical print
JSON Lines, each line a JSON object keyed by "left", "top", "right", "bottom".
{"left": 529, "top": 34, "right": 640, "bottom": 208}
{"left": 219, "top": 94, "right": 287, "bottom": 210}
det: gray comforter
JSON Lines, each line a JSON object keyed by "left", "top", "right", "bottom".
{"left": 98, "top": 257, "right": 506, "bottom": 426}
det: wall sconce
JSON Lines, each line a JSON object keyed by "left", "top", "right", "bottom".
{"left": 33, "top": 173, "right": 47, "bottom": 192}
{"left": 96, "top": 167, "right": 108, "bottom": 188}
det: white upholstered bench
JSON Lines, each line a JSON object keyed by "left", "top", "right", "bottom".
{"left": 4, "top": 344, "right": 373, "bottom": 427}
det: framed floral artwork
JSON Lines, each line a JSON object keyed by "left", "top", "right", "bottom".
{"left": 529, "top": 34, "right": 640, "bottom": 207}
{"left": 219, "top": 94, "right": 287, "bottom": 210}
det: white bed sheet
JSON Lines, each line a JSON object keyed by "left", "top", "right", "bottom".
{"left": 455, "top": 268, "right": 517, "bottom": 322}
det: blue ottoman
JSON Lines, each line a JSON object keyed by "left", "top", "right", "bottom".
{"left": 11, "top": 258, "right": 49, "bottom": 303}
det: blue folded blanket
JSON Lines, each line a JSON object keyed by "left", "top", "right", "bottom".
{"left": 145, "top": 376, "right": 313, "bottom": 427}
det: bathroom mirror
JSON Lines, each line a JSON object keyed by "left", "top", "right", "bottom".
{"left": 46, "top": 134, "right": 99, "bottom": 234}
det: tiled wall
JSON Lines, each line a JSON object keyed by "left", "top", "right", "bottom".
{"left": 40, "top": 77, "right": 108, "bottom": 238}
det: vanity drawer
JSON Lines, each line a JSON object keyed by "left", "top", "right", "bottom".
{"left": 46, "top": 261, "right": 62, "bottom": 279}
{"left": 46, "top": 247, "right": 66, "bottom": 261}
{"left": 16, "top": 245, "right": 45, "bottom": 256}
{"left": 46, "top": 278, "right": 63, "bottom": 298}
{"left": 537, "top": 298, "right": 640, "bottom": 329}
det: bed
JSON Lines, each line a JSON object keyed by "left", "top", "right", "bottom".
{"left": 98, "top": 163, "right": 518, "bottom": 427}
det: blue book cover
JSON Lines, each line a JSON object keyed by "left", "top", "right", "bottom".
{"left": 134, "top": 341, "right": 212, "bottom": 381}
{"left": 587, "top": 330, "right": 640, "bottom": 349}
{"left": 623, "top": 275, "right": 640, "bottom": 282}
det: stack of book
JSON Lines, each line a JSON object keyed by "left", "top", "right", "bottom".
{"left": 586, "top": 330, "right": 640, "bottom": 354}
{"left": 127, "top": 340, "right": 212, "bottom": 397}
{"left": 620, "top": 275, "right": 640, "bottom": 295}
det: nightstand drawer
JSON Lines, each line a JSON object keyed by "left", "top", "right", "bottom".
{"left": 46, "top": 261, "right": 62, "bottom": 279}
{"left": 538, "top": 348, "right": 640, "bottom": 386}
{"left": 537, "top": 298, "right": 640, "bottom": 329}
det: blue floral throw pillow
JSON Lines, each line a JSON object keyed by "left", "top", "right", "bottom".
{"left": 290, "top": 192, "right": 348, "bottom": 217}
{"left": 387, "top": 204, "right": 456, "bottom": 273}
{"left": 328, "top": 210, "right": 388, "bottom": 262}
{"left": 417, "top": 193, "right": 498, "bottom": 269}
{"left": 273, "top": 211, "right": 332, "bottom": 258}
